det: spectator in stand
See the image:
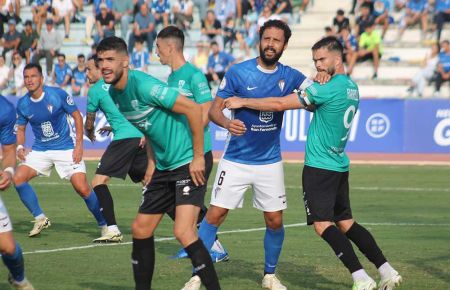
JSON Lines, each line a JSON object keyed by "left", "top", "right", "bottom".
{"left": 373, "top": 0, "right": 391, "bottom": 39}
{"left": 94, "top": 3, "right": 115, "bottom": 44}
{"left": 398, "top": 0, "right": 428, "bottom": 41}
{"left": 350, "top": 21, "right": 383, "bottom": 78}
{"left": 71, "top": 53, "right": 88, "bottom": 96}
{"left": 32, "top": 18, "right": 63, "bottom": 77}
{"left": 128, "top": 2, "right": 156, "bottom": 54}
{"left": 434, "top": 40, "right": 450, "bottom": 97}
{"left": 51, "top": 53, "right": 72, "bottom": 88}
{"left": 71, "top": 0, "right": 84, "bottom": 23}
{"left": 214, "top": 0, "right": 236, "bottom": 26}
{"left": 191, "top": 41, "right": 209, "bottom": 73}
{"left": 407, "top": 43, "right": 439, "bottom": 97}
{"left": 250, "top": 0, "right": 266, "bottom": 15}
{"left": 130, "top": 39, "right": 150, "bottom": 72}
{"left": 205, "top": 40, "right": 235, "bottom": 87}
{"left": 51, "top": 0, "right": 74, "bottom": 39}
{"left": 0, "top": 18, "right": 20, "bottom": 63}
{"left": 193, "top": 0, "right": 208, "bottom": 21}
{"left": 258, "top": 4, "right": 281, "bottom": 28}
{"left": 172, "top": 0, "right": 194, "bottom": 31}
{"left": 339, "top": 25, "right": 359, "bottom": 73}
{"left": 236, "top": 15, "right": 258, "bottom": 57}
{"left": 0, "top": 55, "right": 9, "bottom": 90}
{"left": 270, "top": 0, "right": 293, "bottom": 23}
{"left": 19, "top": 20, "right": 39, "bottom": 64}
{"left": 223, "top": 16, "right": 236, "bottom": 52}
{"left": 201, "top": 10, "right": 223, "bottom": 48}
{"left": 324, "top": 26, "right": 334, "bottom": 37}
{"left": 333, "top": 9, "right": 350, "bottom": 33}
{"left": 434, "top": 0, "right": 450, "bottom": 42}
{"left": 112, "top": 0, "right": 134, "bottom": 38}
{"left": 354, "top": 2, "right": 376, "bottom": 37}
{"left": 84, "top": 0, "right": 113, "bottom": 45}
{"left": 0, "top": 0, "right": 16, "bottom": 38}
{"left": 10, "top": 51, "right": 26, "bottom": 96}
{"left": 31, "top": 0, "right": 52, "bottom": 34}
{"left": 152, "top": 0, "right": 170, "bottom": 28}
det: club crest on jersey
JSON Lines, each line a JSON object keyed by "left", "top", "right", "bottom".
{"left": 259, "top": 111, "right": 273, "bottom": 123}
{"left": 41, "top": 121, "right": 55, "bottom": 137}
{"left": 102, "top": 84, "right": 110, "bottom": 91}
{"left": 131, "top": 100, "right": 139, "bottom": 110}
{"left": 219, "top": 77, "right": 226, "bottom": 90}
{"left": 178, "top": 80, "right": 185, "bottom": 88}
{"left": 278, "top": 79, "right": 285, "bottom": 92}
{"left": 47, "top": 104, "right": 53, "bottom": 114}
{"left": 66, "top": 95, "right": 74, "bottom": 106}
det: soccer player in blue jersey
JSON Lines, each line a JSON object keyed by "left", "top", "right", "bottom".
{"left": 224, "top": 36, "right": 402, "bottom": 290}
{"left": 0, "top": 95, "right": 35, "bottom": 290}
{"left": 183, "top": 20, "right": 316, "bottom": 290}
{"left": 13, "top": 63, "right": 107, "bottom": 238}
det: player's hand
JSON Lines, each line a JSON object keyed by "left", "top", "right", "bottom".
{"left": 86, "top": 128, "right": 96, "bottom": 143}
{"left": 225, "top": 119, "right": 246, "bottom": 136}
{"left": 97, "top": 126, "right": 112, "bottom": 136}
{"left": 224, "top": 97, "right": 246, "bottom": 109}
{"left": 189, "top": 155, "right": 205, "bottom": 186}
{"left": 0, "top": 171, "right": 13, "bottom": 191}
{"left": 17, "top": 147, "right": 26, "bottom": 162}
{"left": 314, "top": 71, "right": 331, "bottom": 85}
{"left": 139, "top": 137, "right": 146, "bottom": 148}
{"left": 142, "top": 163, "right": 155, "bottom": 186}
{"left": 73, "top": 146, "right": 83, "bottom": 163}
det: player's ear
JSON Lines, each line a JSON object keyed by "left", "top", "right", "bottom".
{"left": 283, "top": 42, "right": 288, "bottom": 52}
{"left": 122, "top": 54, "right": 129, "bottom": 68}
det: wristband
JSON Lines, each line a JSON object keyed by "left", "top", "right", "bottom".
{"left": 4, "top": 167, "right": 14, "bottom": 175}
{"left": 16, "top": 144, "right": 24, "bottom": 152}
{"left": 296, "top": 91, "right": 307, "bottom": 107}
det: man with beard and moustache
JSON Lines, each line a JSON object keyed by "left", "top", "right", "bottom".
{"left": 223, "top": 36, "right": 402, "bottom": 290}
{"left": 182, "top": 19, "right": 328, "bottom": 290}
{"left": 95, "top": 36, "right": 221, "bottom": 290}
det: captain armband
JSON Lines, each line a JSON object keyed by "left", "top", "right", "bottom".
{"left": 296, "top": 90, "right": 311, "bottom": 107}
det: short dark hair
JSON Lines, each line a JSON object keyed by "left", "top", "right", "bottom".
{"left": 361, "top": 2, "right": 371, "bottom": 9}
{"left": 57, "top": 53, "right": 66, "bottom": 59}
{"left": 211, "top": 41, "right": 219, "bottom": 47}
{"left": 97, "top": 36, "right": 128, "bottom": 55}
{"left": 312, "top": 36, "right": 344, "bottom": 60}
{"left": 24, "top": 63, "right": 43, "bottom": 75}
{"left": 88, "top": 54, "right": 99, "bottom": 67}
{"left": 337, "top": 9, "right": 345, "bottom": 15}
{"left": 157, "top": 25, "right": 185, "bottom": 50}
{"left": 24, "top": 20, "right": 33, "bottom": 26}
{"left": 77, "top": 53, "right": 85, "bottom": 59}
{"left": 259, "top": 19, "right": 292, "bottom": 44}
{"left": 325, "top": 26, "right": 332, "bottom": 32}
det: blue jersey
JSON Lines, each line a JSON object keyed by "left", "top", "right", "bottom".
{"left": 439, "top": 52, "right": 450, "bottom": 72}
{"left": 207, "top": 52, "right": 235, "bottom": 73}
{"left": 407, "top": 0, "right": 427, "bottom": 12}
{"left": 373, "top": 0, "right": 390, "bottom": 16}
{"left": 131, "top": 50, "right": 150, "bottom": 70}
{"left": 0, "top": 96, "right": 17, "bottom": 146}
{"left": 54, "top": 63, "right": 72, "bottom": 86}
{"left": 17, "top": 86, "right": 78, "bottom": 151}
{"left": 217, "top": 58, "right": 309, "bottom": 165}
{"left": 436, "top": 0, "right": 450, "bottom": 12}
{"left": 72, "top": 66, "right": 87, "bottom": 87}
{"left": 152, "top": 0, "right": 170, "bottom": 14}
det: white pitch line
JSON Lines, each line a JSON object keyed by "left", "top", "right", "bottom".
{"left": 22, "top": 222, "right": 450, "bottom": 255}
{"left": 28, "top": 181, "right": 450, "bottom": 192}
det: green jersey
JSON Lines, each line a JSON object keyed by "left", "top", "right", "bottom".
{"left": 168, "top": 62, "right": 212, "bottom": 152}
{"left": 304, "top": 74, "right": 359, "bottom": 172}
{"left": 108, "top": 70, "right": 194, "bottom": 171}
{"left": 87, "top": 79, "right": 143, "bottom": 140}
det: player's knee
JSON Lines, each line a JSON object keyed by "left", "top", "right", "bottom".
{"left": 173, "top": 226, "right": 195, "bottom": 245}
{"left": 0, "top": 240, "right": 16, "bottom": 256}
{"left": 12, "top": 173, "right": 26, "bottom": 186}
{"left": 91, "top": 175, "right": 109, "bottom": 188}
{"left": 313, "top": 222, "right": 332, "bottom": 236}
{"left": 131, "top": 219, "right": 153, "bottom": 239}
{"left": 205, "top": 206, "right": 227, "bottom": 226}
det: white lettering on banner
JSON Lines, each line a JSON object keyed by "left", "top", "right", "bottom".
{"left": 436, "top": 109, "right": 450, "bottom": 118}
{"left": 282, "top": 109, "right": 359, "bottom": 142}
{"left": 366, "top": 113, "right": 390, "bottom": 138}
{"left": 433, "top": 118, "right": 450, "bottom": 146}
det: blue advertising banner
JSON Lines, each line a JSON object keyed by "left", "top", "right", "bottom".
{"left": 5, "top": 95, "right": 450, "bottom": 153}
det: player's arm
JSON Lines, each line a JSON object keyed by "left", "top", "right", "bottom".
{"left": 71, "top": 110, "right": 84, "bottom": 163}
{"left": 200, "top": 102, "right": 212, "bottom": 128}
{"left": 224, "top": 91, "right": 307, "bottom": 112}
{"left": 16, "top": 125, "right": 27, "bottom": 162}
{"left": 84, "top": 111, "right": 96, "bottom": 142}
{"left": 142, "top": 137, "right": 156, "bottom": 186}
{"left": 209, "top": 96, "right": 246, "bottom": 136}
{"left": 171, "top": 95, "right": 205, "bottom": 186}
{"left": 0, "top": 143, "right": 16, "bottom": 190}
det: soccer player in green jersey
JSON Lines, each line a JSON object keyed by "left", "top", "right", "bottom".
{"left": 223, "top": 37, "right": 402, "bottom": 290}
{"left": 84, "top": 55, "right": 151, "bottom": 243}
{"left": 96, "top": 36, "right": 221, "bottom": 290}
{"left": 155, "top": 25, "right": 229, "bottom": 266}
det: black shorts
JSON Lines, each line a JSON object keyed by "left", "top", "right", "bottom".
{"left": 358, "top": 52, "right": 382, "bottom": 62}
{"left": 96, "top": 138, "right": 148, "bottom": 183}
{"left": 139, "top": 151, "right": 213, "bottom": 214}
{"left": 302, "top": 165, "right": 353, "bottom": 225}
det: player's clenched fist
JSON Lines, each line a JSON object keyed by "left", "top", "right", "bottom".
{"left": 225, "top": 119, "right": 246, "bottom": 136}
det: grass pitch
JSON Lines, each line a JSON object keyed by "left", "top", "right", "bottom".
{"left": 0, "top": 162, "right": 449, "bottom": 290}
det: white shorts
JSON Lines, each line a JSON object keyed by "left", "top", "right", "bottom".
{"left": 22, "top": 149, "right": 86, "bottom": 179}
{"left": 210, "top": 159, "right": 287, "bottom": 212}
{"left": 0, "top": 196, "right": 13, "bottom": 233}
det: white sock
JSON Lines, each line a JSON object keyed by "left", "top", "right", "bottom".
{"left": 378, "top": 262, "right": 395, "bottom": 279}
{"left": 211, "top": 239, "right": 225, "bottom": 253}
{"left": 35, "top": 214, "right": 46, "bottom": 220}
{"left": 107, "top": 225, "right": 120, "bottom": 233}
{"left": 352, "top": 269, "right": 370, "bottom": 282}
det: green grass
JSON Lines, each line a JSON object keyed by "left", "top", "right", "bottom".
{"left": 1, "top": 162, "right": 449, "bottom": 290}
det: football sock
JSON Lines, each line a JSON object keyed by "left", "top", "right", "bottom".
{"left": 321, "top": 225, "right": 363, "bottom": 273}
{"left": 93, "top": 184, "right": 117, "bottom": 226}
{"left": 15, "top": 182, "right": 44, "bottom": 218}
{"left": 185, "top": 239, "right": 221, "bottom": 290}
{"left": 264, "top": 226, "right": 285, "bottom": 275}
{"left": 198, "top": 206, "right": 219, "bottom": 241}
{"left": 345, "top": 222, "right": 387, "bottom": 268}
{"left": 378, "top": 262, "right": 396, "bottom": 279}
{"left": 83, "top": 191, "right": 106, "bottom": 227}
{"left": 132, "top": 236, "right": 155, "bottom": 290}
{"left": 351, "top": 268, "right": 371, "bottom": 282}
{"left": 198, "top": 218, "right": 219, "bottom": 252}
{"left": 2, "top": 242, "right": 25, "bottom": 282}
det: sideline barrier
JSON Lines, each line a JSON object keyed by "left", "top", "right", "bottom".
{"left": 6, "top": 96, "right": 449, "bottom": 153}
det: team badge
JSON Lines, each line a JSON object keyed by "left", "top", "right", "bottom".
{"left": 178, "top": 80, "right": 185, "bottom": 89}
{"left": 219, "top": 77, "right": 226, "bottom": 90}
{"left": 131, "top": 100, "right": 139, "bottom": 110}
{"left": 278, "top": 80, "right": 285, "bottom": 92}
{"left": 259, "top": 111, "right": 273, "bottom": 123}
{"left": 47, "top": 104, "right": 53, "bottom": 114}
{"left": 102, "top": 84, "right": 110, "bottom": 91}
{"left": 41, "top": 121, "right": 55, "bottom": 137}
{"left": 66, "top": 95, "right": 74, "bottom": 105}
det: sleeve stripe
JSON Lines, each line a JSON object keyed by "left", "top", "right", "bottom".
{"left": 299, "top": 78, "right": 314, "bottom": 91}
